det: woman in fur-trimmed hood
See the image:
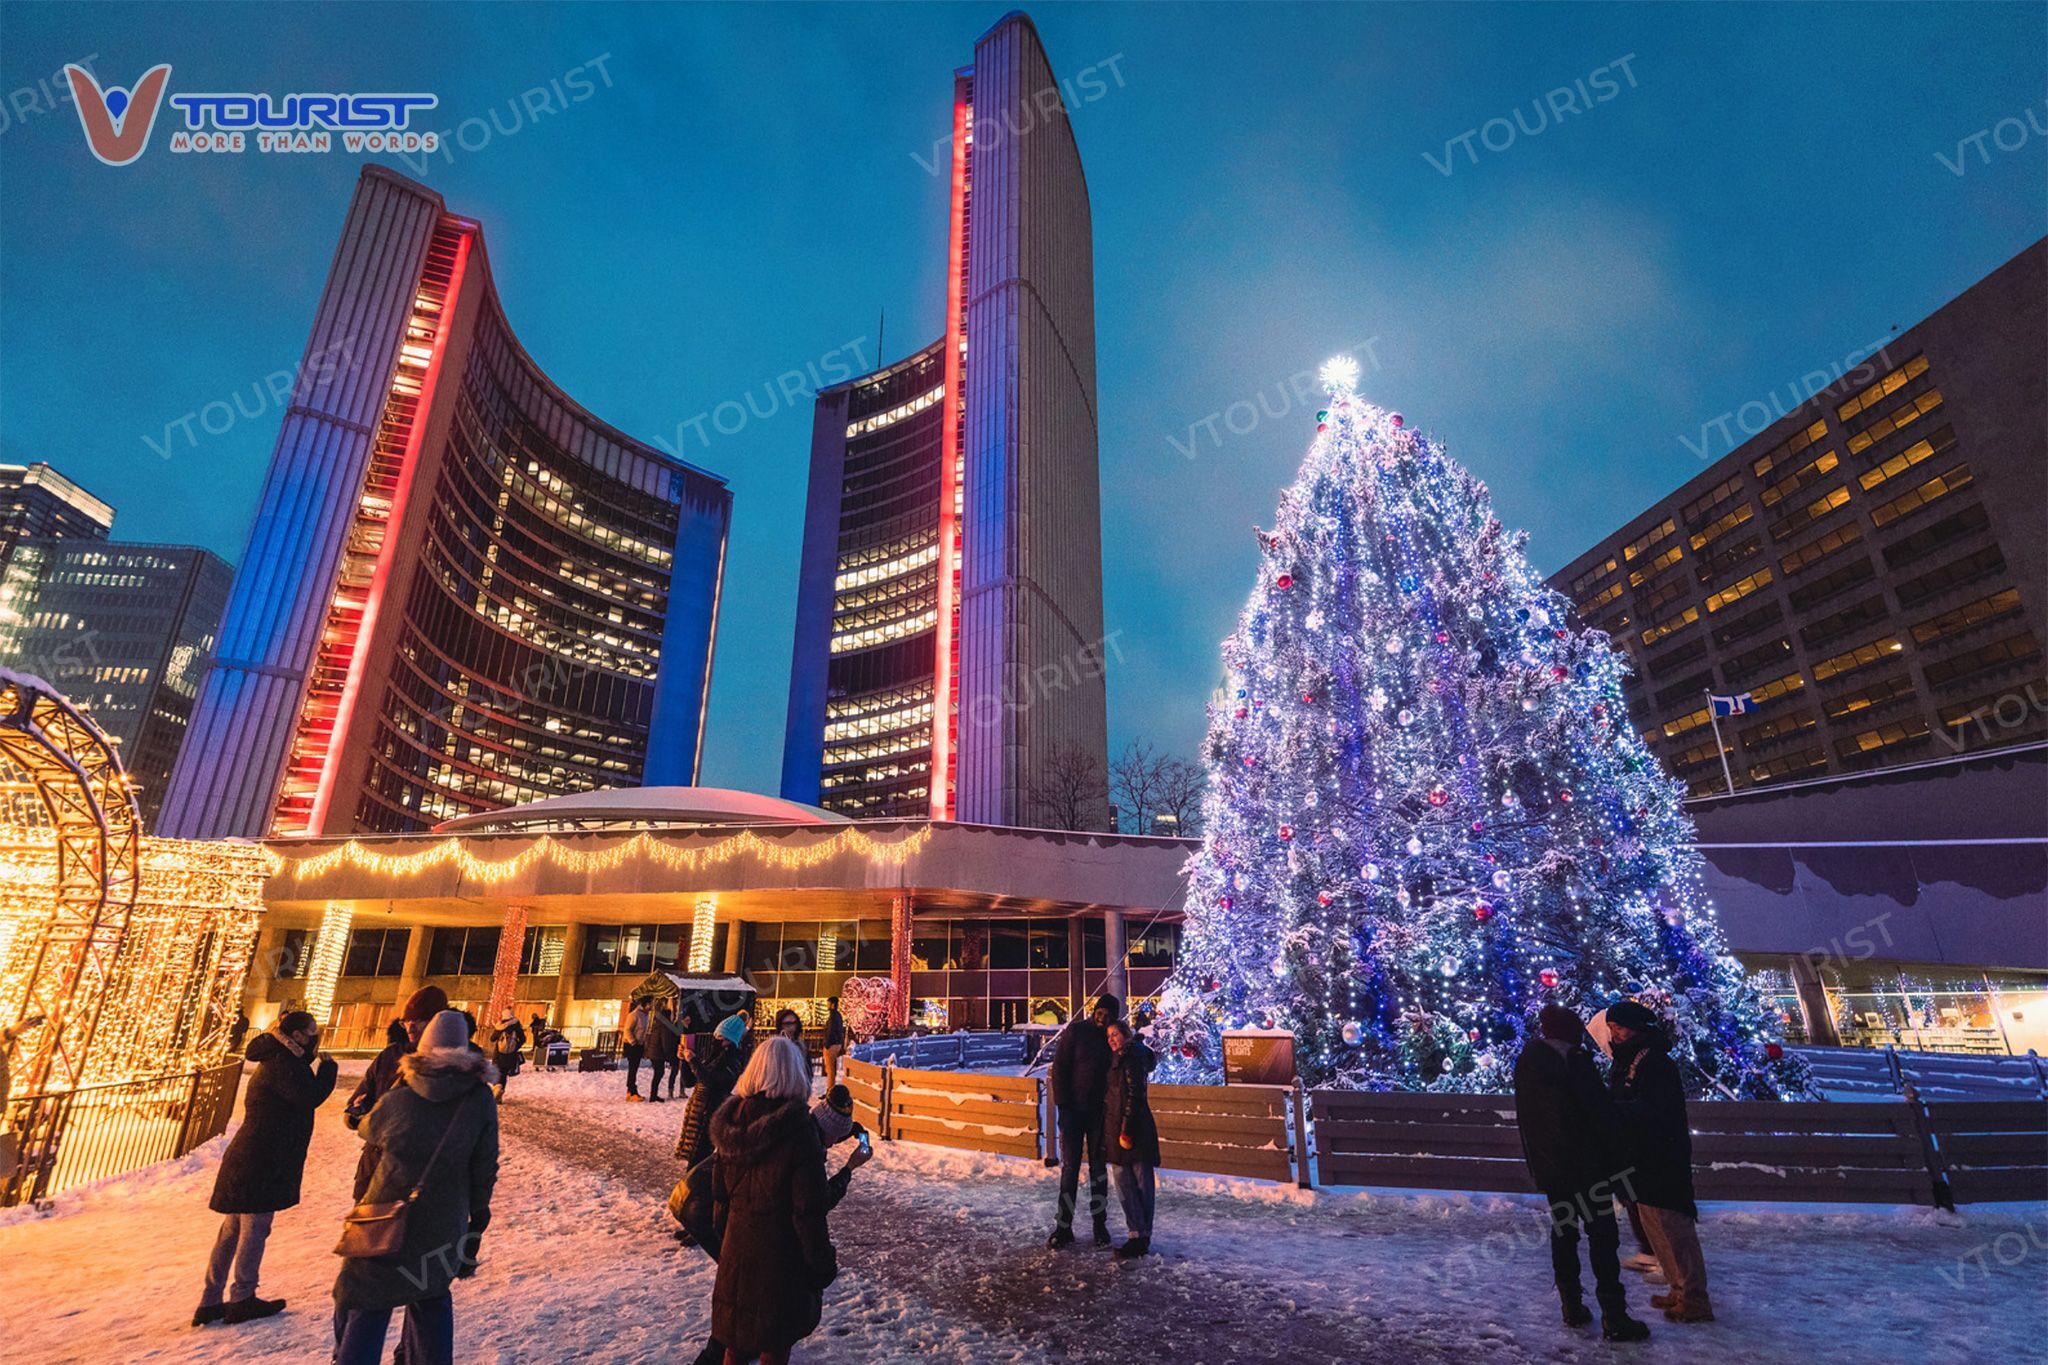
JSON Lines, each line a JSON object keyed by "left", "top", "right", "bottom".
{"left": 333, "top": 1010, "right": 500, "bottom": 1364}
{"left": 708, "top": 1035, "right": 838, "bottom": 1359}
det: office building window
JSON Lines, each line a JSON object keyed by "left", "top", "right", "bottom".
{"left": 1869, "top": 464, "right": 1973, "bottom": 529}
{"left": 1812, "top": 636, "right": 1906, "bottom": 683}
{"left": 428, "top": 926, "right": 503, "bottom": 977}
{"left": 1750, "top": 418, "right": 1830, "bottom": 481}
{"left": 274, "top": 928, "right": 313, "bottom": 980}
{"left": 343, "top": 928, "right": 410, "bottom": 978}
{"left": 1836, "top": 354, "right": 1929, "bottom": 423}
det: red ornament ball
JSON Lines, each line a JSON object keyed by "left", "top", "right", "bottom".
{"left": 1317, "top": 891, "right": 1333, "bottom": 907}
{"left": 1180, "top": 1043, "right": 1199, "bottom": 1059}
{"left": 1389, "top": 413, "right": 1404, "bottom": 428}
{"left": 1473, "top": 902, "right": 1493, "bottom": 921}
{"left": 1435, "top": 631, "right": 1449, "bottom": 644}
{"left": 1765, "top": 1042, "right": 1785, "bottom": 1061}
{"left": 1471, "top": 820, "right": 1485, "bottom": 834}
{"left": 1538, "top": 969, "right": 1559, "bottom": 989}
{"left": 1557, "top": 789, "right": 1573, "bottom": 803}
{"left": 1301, "top": 692, "right": 1315, "bottom": 704}
{"left": 1218, "top": 894, "right": 1233, "bottom": 909}
{"left": 1235, "top": 706, "right": 1248, "bottom": 719}
{"left": 1278, "top": 824, "right": 1294, "bottom": 841}
{"left": 1428, "top": 788, "right": 1449, "bottom": 807}
{"left": 1275, "top": 573, "right": 1294, "bottom": 590}
{"left": 1550, "top": 665, "right": 1568, "bottom": 681}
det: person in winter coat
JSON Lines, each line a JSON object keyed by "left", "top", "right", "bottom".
{"left": 624, "top": 999, "right": 652, "bottom": 1099}
{"left": 333, "top": 1009, "right": 500, "bottom": 1365}
{"left": 647, "top": 1000, "right": 682, "bottom": 1103}
{"left": 194, "top": 1010, "right": 337, "bottom": 1327}
{"left": 1607, "top": 999, "right": 1714, "bottom": 1324}
{"left": 707, "top": 1036, "right": 838, "bottom": 1363}
{"left": 528, "top": 1011, "right": 548, "bottom": 1070}
{"left": 226, "top": 1010, "right": 249, "bottom": 1055}
{"left": 1046, "top": 994, "right": 1118, "bottom": 1249}
{"left": 821, "top": 998, "right": 847, "bottom": 1089}
{"left": 347, "top": 985, "right": 449, "bottom": 1199}
{"left": 489, "top": 1011, "right": 526, "bottom": 1101}
{"left": 676, "top": 1013, "right": 751, "bottom": 1168}
{"left": 1513, "top": 1004, "right": 1650, "bottom": 1342}
{"left": 1102, "top": 1019, "right": 1160, "bottom": 1259}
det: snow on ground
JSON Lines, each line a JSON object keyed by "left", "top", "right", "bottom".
{"left": 1, "top": 1064, "right": 2042, "bottom": 1363}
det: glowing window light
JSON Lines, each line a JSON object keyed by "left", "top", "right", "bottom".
{"left": 302, "top": 904, "right": 353, "bottom": 1025}
{"left": 687, "top": 898, "right": 717, "bottom": 973}
{"left": 818, "top": 925, "right": 838, "bottom": 973}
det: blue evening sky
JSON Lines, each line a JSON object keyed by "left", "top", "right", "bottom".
{"left": 2, "top": 2, "right": 2042, "bottom": 797}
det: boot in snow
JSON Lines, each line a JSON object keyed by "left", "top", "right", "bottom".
{"left": 1598, "top": 1290, "right": 1649, "bottom": 1342}
{"left": 191, "top": 1305, "right": 226, "bottom": 1327}
{"left": 1663, "top": 1301, "right": 1715, "bottom": 1324}
{"left": 223, "top": 1297, "right": 285, "bottom": 1325}
{"left": 1114, "top": 1236, "right": 1150, "bottom": 1260}
{"left": 1559, "top": 1291, "right": 1593, "bottom": 1328}
{"left": 1046, "top": 1226, "right": 1076, "bottom": 1250}
{"left": 1092, "top": 1217, "right": 1111, "bottom": 1247}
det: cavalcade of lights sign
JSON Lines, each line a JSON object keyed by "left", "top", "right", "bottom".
{"left": 65, "top": 63, "right": 438, "bottom": 165}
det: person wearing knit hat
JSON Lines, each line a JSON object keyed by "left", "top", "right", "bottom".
{"left": 716, "top": 1013, "right": 749, "bottom": 1048}
{"left": 1607, "top": 1000, "right": 1713, "bottom": 1325}
{"left": 1513, "top": 1003, "right": 1648, "bottom": 1342}
{"left": 344, "top": 984, "right": 453, "bottom": 1200}
{"left": 333, "top": 1009, "right": 499, "bottom": 1363}
{"left": 674, "top": 1012, "right": 753, "bottom": 1172}
{"left": 488, "top": 1009, "right": 527, "bottom": 1104}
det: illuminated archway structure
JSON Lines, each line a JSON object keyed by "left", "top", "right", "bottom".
{"left": 0, "top": 665, "right": 141, "bottom": 1096}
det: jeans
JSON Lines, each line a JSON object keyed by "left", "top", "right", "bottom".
{"left": 1544, "top": 1187, "right": 1622, "bottom": 1302}
{"left": 200, "top": 1210, "right": 274, "bottom": 1305}
{"left": 1112, "top": 1161, "right": 1156, "bottom": 1238}
{"left": 624, "top": 1044, "right": 644, "bottom": 1094}
{"left": 333, "top": 1294, "right": 453, "bottom": 1365}
{"left": 1055, "top": 1117, "right": 1109, "bottom": 1230}
{"left": 1636, "top": 1203, "right": 1713, "bottom": 1312}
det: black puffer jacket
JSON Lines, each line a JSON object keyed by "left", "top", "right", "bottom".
{"left": 1610, "top": 1029, "right": 1698, "bottom": 1219}
{"left": 675, "top": 1035, "right": 746, "bottom": 1166}
{"left": 709, "top": 1094, "right": 838, "bottom": 1355}
{"left": 1050, "top": 1018, "right": 1112, "bottom": 1123}
{"left": 1513, "top": 1039, "right": 1625, "bottom": 1197}
{"left": 334, "top": 1047, "right": 500, "bottom": 1312}
{"left": 1103, "top": 1038, "right": 1160, "bottom": 1167}
{"left": 347, "top": 1037, "right": 410, "bottom": 1198}
{"left": 210, "top": 1031, "right": 337, "bottom": 1214}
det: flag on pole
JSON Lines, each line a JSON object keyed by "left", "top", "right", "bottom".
{"left": 1709, "top": 692, "right": 1756, "bottom": 717}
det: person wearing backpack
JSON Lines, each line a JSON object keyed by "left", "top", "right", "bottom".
{"left": 332, "top": 1009, "right": 500, "bottom": 1365}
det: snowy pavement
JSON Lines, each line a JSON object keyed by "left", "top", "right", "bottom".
{"left": 1, "top": 1066, "right": 2042, "bottom": 1363}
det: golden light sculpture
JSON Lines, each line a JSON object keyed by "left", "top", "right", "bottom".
{"left": 0, "top": 666, "right": 141, "bottom": 1096}
{"left": 301, "top": 905, "right": 353, "bottom": 1026}
{"left": 687, "top": 898, "right": 717, "bottom": 973}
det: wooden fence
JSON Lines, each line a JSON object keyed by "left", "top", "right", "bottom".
{"left": 1146, "top": 1083, "right": 1302, "bottom": 1184}
{"left": 846, "top": 1031, "right": 1026, "bottom": 1070}
{"left": 1794, "top": 1045, "right": 2048, "bottom": 1102}
{"left": 1925, "top": 1100, "right": 2048, "bottom": 1204}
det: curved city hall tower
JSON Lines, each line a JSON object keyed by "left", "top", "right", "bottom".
{"left": 783, "top": 12, "right": 1109, "bottom": 827}
{"left": 160, "top": 166, "right": 730, "bottom": 839}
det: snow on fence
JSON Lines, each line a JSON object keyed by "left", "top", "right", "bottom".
{"left": 846, "top": 1031, "right": 1027, "bottom": 1071}
{"left": 1311, "top": 1090, "right": 2048, "bottom": 1206}
{"left": 1145, "top": 1083, "right": 1300, "bottom": 1185}
{"left": 1793, "top": 1045, "right": 2048, "bottom": 1102}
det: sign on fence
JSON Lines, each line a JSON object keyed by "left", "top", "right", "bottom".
{"left": 1221, "top": 1029, "right": 1297, "bottom": 1086}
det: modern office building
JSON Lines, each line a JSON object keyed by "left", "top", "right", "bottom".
{"left": 782, "top": 11, "right": 1109, "bottom": 828}
{"left": 0, "top": 539, "right": 231, "bottom": 824}
{"left": 158, "top": 166, "right": 732, "bottom": 840}
{"left": 0, "top": 462, "right": 114, "bottom": 574}
{"left": 1553, "top": 239, "right": 2046, "bottom": 795}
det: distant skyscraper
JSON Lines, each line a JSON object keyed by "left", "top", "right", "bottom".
{"left": 1552, "top": 239, "right": 2046, "bottom": 792}
{"left": 160, "top": 166, "right": 731, "bottom": 840}
{"left": 0, "top": 462, "right": 114, "bottom": 574}
{"left": 783, "top": 12, "right": 1109, "bottom": 827}
{"left": 0, "top": 539, "right": 231, "bottom": 824}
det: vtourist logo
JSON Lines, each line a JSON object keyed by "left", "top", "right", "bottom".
{"left": 64, "top": 62, "right": 438, "bottom": 163}
{"left": 63, "top": 63, "right": 171, "bottom": 165}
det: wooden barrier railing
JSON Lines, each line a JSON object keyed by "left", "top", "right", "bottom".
{"left": 885, "top": 1066, "right": 1043, "bottom": 1160}
{"left": 1924, "top": 1100, "right": 2048, "bottom": 1204}
{"left": 843, "top": 1056, "right": 886, "bottom": 1135}
{"left": 1146, "top": 1083, "right": 1299, "bottom": 1184}
{"left": 1793, "top": 1045, "right": 2048, "bottom": 1102}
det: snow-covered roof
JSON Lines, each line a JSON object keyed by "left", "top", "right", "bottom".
{"left": 433, "top": 786, "right": 847, "bottom": 833}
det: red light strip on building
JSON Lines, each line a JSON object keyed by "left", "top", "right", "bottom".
{"left": 930, "top": 86, "right": 970, "bottom": 821}
{"left": 274, "top": 225, "right": 470, "bottom": 836}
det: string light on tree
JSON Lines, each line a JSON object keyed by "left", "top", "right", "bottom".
{"left": 1151, "top": 357, "right": 1807, "bottom": 1097}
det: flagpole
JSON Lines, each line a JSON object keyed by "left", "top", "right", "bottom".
{"left": 1705, "top": 689, "right": 1736, "bottom": 795}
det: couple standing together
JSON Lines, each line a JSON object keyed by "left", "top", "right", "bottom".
{"left": 1045, "top": 994, "right": 1158, "bottom": 1260}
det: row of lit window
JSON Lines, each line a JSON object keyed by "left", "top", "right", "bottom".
{"left": 1836, "top": 354, "right": 1929, "bottom": 424}
{"left": 1623, "top": 517, "right": 1676, "bottom": 562}
{"left": 1704, "top": 568, "right": 1771, "bottom": 614}
{"left": 1688, "top": 501, "right": 1753, "bottom": 552}
{"left": 1869, "top": 463, "right": 1972, "bottom": 530}
{"left": 1846, "top": 388, "right": 1944, "bottom": 456}
{"left": 846, "top": 384, "right": 945, "bottom": 439}
{"left": 830, "top": 607, "right": 937, "bottom": 654}
{"left": 824, "top": 699, "right": 934, "bottom": 743}
{"left": 1629, "top": 545, "right": 1683, "bottom": 588}
{"left": 835, "top": 537, "right": 938, "bottom": 590}
{"left": 1760, "top": 449, "right": 1838, "bottom": 508}
{"left": 1751, "top": 418, "right": 1829, "bottom": 481}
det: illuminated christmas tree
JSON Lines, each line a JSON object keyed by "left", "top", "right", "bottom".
{"left": 1155, "top": 358, "right": 1806, "bottom": 1097}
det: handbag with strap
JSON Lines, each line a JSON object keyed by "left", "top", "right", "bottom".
{"left": 336, "top": 1104, "right": 463, "bottom": 1260}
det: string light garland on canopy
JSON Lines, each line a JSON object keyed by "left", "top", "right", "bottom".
{"left": 271, "top": 823, "right": 936, "bottom": 884}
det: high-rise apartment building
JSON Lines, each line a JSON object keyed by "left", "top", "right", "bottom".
{"left": 159, "top": 167, "right": 731, "bottom": 839}
{"left": 1553, "top": 240, "right": 2046, "bottom": 793}
{"left": 0, "top": 539, "right": 231, "bottom": 824}
{"left": 782, "top": 12, "right": 1109, "bottom": 827}
{"left": 0, "top": 462, "right": 114, "bottom": 574}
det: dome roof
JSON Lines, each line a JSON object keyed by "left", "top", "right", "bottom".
{"left": 432, "top": 786, "right": 849, "bottom": 834}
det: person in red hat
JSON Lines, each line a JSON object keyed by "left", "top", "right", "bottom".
{"left": 345, "top": 985, "right": 449, "bottom": 1199}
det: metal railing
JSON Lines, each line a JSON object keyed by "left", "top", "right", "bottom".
{"left": 2, "top": 1059, "right": 244, "bottom": 1207}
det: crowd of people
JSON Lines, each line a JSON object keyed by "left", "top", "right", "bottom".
{"left": 179, "top": 980, "right": 1722, "bottom": 1361}
{"left": 1512, "top": 999, "right": 1713, "bottom": 1343}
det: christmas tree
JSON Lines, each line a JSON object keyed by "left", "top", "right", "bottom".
{"left": 1155, "top": 358, "right": 1806, "bottom": 1098}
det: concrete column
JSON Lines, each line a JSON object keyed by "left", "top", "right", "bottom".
{"left": 1790, "top": 954, "right": 1840, "bottom": 1047}
{"left": 722, "top": 919, "right": 744, "bottom": 974}
{"left": 1066, "top": 917, "right": 1086, "bottom": 1021}
{"left": 394, "top": 924, "right": 432, "bottom": 1004}
{"left": 1101, "top": 908, "right": 1127, "bottom": 1009}
{"left": 553, "top": 922, "right": 586, "bottom": 1027}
